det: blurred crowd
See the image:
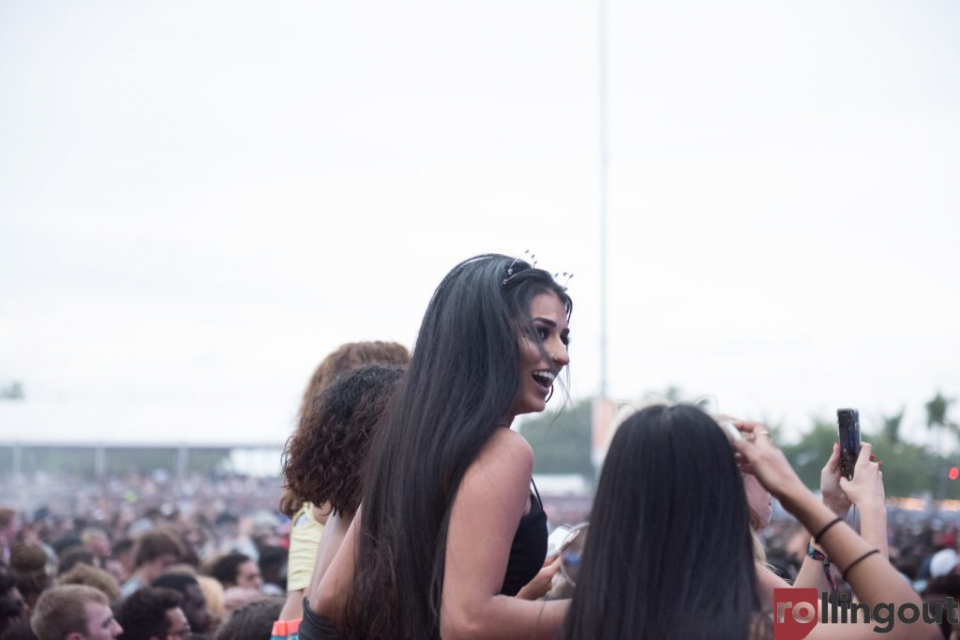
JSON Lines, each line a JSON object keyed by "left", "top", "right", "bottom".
{"left": 4, "top": 467, "right": 960, "bottom": 638}
{"left": 0, "top": 470, "right": 288, "bottom": 639}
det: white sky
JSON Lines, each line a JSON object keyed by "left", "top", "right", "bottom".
{"left": 1, "top": 1, "right": 958, "bottom": 446}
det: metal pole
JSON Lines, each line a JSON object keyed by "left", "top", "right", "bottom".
{"left": 598, "top": 0, "right": 609, "bottom": 400}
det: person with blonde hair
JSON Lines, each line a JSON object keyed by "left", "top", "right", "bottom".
{"left": 195, "top": 575, "right": 225, "bottom": 633}
{"left": 56, "top": 564, "right": 121, "bottom": 602}
{"left": 30, "top": 584, "right": 122, "bottom": 640}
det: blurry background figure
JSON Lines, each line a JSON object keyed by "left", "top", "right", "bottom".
{"left": 105, "top": 540, "right": 135, "bottom": 587}
{"left": 194, "top": 577, "right": 225, "bottom": 634}
{"left": 30, "top": 585, "right": 122, "bottom": 640}
{"left": 116, "top": 587, "right": 188, "bottom": 640}
{"left": 0, "top": 564, "right": 28, "bottom": 638}
{"left": 0, "top": 510, "right": 17, "bottom": 565}
{"left": 922, "top": 574, "right": 960, "bottom": 639}
{"left": 255, "top": 546, "right": 286, "bottom": 597}
{"left": 120, "top": 533, "right": 182, "bottom": 598}
{"left": 213, "top": 598, "right": 283, "bottom": 640}
{"left": 211, "top": 514, "right": 257, "bottom": 562}
{"left": 206, "top": 553, "right": 260, "bottom": 592}
{"left": 9, "top": 545, "right": 52, "bottom": 613}
{"left": 57, "top": 547, "right": 100, "bottom": 577}
{"left": 152, "top": 574, "right": 211, "bottom": 637}
{"left": 56, "top": 564, "right": 121, "bottom": 602}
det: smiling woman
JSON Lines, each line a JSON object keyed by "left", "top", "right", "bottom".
{"left": 309, "top": 254, "right": 573, "bottom": 639}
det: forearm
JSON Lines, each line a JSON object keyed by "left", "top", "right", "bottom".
{"left": 279, "top": 589, "right": 304, "bottom": 622}
{"left": 782, "top": 486, "right": 914, "bottom": 608}
{"left": 441, "top": 596, "right": 568, "bottom": 640}
{"left": 792, "top": 554, "right": 832, "bottom": 592}
{"left": 856, "top": 501, "right": 889, "bottom": 561}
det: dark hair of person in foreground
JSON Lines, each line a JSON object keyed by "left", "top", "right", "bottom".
{"left": 561, "top": 404, "right": 764, "bottom": 640}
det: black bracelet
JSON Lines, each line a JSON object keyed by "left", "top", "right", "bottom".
{"left": 813, "top": 517, "right": 843, "bottom": 544}
{"left": 841, "top": 549, "right": 881, "bottom": 583}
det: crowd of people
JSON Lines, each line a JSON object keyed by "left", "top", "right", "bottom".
{"left": 0, "top": 253, "right": 955, "bottom": 639}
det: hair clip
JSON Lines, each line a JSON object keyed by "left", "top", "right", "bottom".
{"left": 553, "top": 271, "right": 574, "bottom": 291}
{"left": 502, "top": 250, "right": 537, "bottom": 286}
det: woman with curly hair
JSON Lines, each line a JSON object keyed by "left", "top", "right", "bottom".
{"left": 283, "top": 363, "right": 405, "bottom": 628}
{"left": 312, "top": 254, "right": 573, "bottom": 639}
{"left": 278, "top": 342, "right": 409, "bottom": 622}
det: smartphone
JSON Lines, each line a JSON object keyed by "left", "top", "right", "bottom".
{"left": 546, "top": 525, "right": 584, "bottom": 559}
{"left": 546, "top": 526, "right": 572, "bottom": 559}
{"left": 837, "top": 408, "right": 861, "bottom": 480}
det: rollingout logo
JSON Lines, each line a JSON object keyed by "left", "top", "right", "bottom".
{"left": 773, "top": 588, "right": 960, "bottom": 639}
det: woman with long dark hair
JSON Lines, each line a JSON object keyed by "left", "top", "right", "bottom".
{"left": 561, "top": 404, "right": 938, "bottom": 640}
{"left": 313, "top": 254, "right": 572, "bottom": 639}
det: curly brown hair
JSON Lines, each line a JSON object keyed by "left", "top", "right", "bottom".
{"left": 282, "top": 364, "right": 404, "bottom": 516}
{"left": 298, "top": 341, "right": 410, "bottom": 419}
{"left": 280, "top": 341, "right": 410, "bottom": 516}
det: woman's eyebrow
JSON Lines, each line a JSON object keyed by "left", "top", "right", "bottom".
{"left": 532, "top": 317, "right": 556, "bottom": 327}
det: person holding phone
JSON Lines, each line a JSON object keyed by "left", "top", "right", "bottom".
{"left": 561, "top": 404, "right": 938, "bottom": 640}
{"left": 311, "top": 254, "right": 573, "bottom": 639}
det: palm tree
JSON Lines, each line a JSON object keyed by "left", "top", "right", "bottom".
{"left": 881, "top": 407, "right": 905, "bottom": 444}
{"left": 926, "top": 391, "right": 958, "bottom": 506}
{"left": 926, "top": 391, "right": 959, "bottom": 444}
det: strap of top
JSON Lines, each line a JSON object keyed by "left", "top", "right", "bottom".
{"left": 530, "top": 478, "right": 543, "bottom": 511}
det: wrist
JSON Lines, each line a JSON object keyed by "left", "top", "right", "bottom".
{"left": 854, "top": 498, "right": 886, "bottom": 517}
{"left": 822, "top": 499, "right": 850, "bottom": 518}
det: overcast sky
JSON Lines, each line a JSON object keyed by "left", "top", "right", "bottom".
{"left": 1, "top": 0, "right": 958, "bottom": 446}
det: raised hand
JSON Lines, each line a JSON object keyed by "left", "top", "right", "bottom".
{"left": 820, "top": 443, "right": 853, "bottom": 518}
{"left": 730, "top": 420, "right": 807, "bottom": 508}
{"left": 839, "top": 442, "right": 885, "bottom": 510}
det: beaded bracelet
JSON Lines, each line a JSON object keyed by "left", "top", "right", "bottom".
{"left": 841, "top": 549, "right": 881, "bottom": 583}
{"left": 813, "top": 516, "right": 843, "bottom": 544}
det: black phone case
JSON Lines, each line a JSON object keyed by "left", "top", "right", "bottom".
{"left": 838, "top": 408, "right": 861, "bottom": 480}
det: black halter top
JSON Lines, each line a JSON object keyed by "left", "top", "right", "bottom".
{"left": 499, "top": 480, "right": 548, "bottom": 596}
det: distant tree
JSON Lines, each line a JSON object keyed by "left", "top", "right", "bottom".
{"left": 926, "top": 391, "right": 958, "bottom": 438}
{"left": 518, "top": 399, "right": 593, "bottom": 477}
{"left": 0, "top": 381, "right": 24, "bottom": 400}
{"left": 880, "top": 408, "right": 905, "bottom": 444}
{"left": 780, "top": 419, "right": 838, "bottom": 489}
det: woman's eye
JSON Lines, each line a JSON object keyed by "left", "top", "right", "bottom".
{"left": 536, "top": 327, "right": 549, "bottom": 340}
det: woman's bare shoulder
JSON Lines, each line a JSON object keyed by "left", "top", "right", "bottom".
{"left": 477, "top": 428, "right": 534, "bottom": 468}
{"left": 454, "top": 428, "right": 535, "bottom": 504}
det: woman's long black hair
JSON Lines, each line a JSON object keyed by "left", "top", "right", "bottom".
{"left": 561, "top": 404, "right": 763, "bottom": 640}
{"left": 343, "top": 254, "right": 572, "bottom": 639}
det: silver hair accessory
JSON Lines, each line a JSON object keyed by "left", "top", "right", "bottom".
{"left": 553, "top": 272, "right": 574, "bottom": 291}
{"left": 502, "top": 250, "right": 537, "bottom": 286}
